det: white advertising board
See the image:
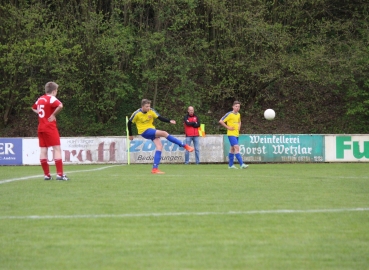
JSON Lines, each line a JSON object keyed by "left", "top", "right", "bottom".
{"left": 325, "top": 135, "right": 369, "bottom": 162}
{"left": 23, "top": 137, "right": 127, "bottom": 165}
{"left": 128, "top": 135, "right": 223, "bottom": 164}
{"left": 22, "top": 135, "right": 224, "bottom": 165}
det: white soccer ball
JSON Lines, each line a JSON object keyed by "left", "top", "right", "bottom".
{"left": 264, "top": 109, "right": 275, "bottom": 120}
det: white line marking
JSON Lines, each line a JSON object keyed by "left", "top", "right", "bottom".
{"left": 0, "top": 165, "right": 121, "bottom": 185}
{"left": 1, "top": 169, "right": 368, "bottom": 185}
{"left": 1, "top": 208, "right": 368, "bottom": 220}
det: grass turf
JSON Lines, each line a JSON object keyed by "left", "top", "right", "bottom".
{"left": 0, "top": 163, "right": 368, "bottom": 269}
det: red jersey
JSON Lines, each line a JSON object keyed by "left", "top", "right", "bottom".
{"left": 32, "top": 95, "right": 62, "bottom": 132}
{"left": 184, "top": 114, "right": 200, "bottom": 136}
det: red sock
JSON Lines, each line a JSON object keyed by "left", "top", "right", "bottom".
{"left": 55, "top": 159, "right": 63, "bottom": 176}
{"left": 40, "top": 159, "right": 50, "bottom": 176}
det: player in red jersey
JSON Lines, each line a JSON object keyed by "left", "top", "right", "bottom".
{"left": 32, "top": 82, "right": 69, "bottom": 181}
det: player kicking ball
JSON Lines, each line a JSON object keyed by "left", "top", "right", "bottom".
{"left": 128, "top": 99, "right": 194, "bottom": 174}
{"left": 219, "top": 101, "right": 249, "bottom": 169}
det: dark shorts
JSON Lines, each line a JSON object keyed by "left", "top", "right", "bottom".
{"left": 141, "top": 128, "right": 157, "bottom": 140}
{"left": 228, "top": 136, "right": 239, "bottom": 146}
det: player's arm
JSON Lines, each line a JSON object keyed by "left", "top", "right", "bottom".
{"left": 52, "top": 104, "right": 63, "bottom": 116}
{"left": 128, "top": 120, "right": 134, "bottom": 140}
{"left": 219, "top": 119, "right": 234, "bottom": 130}
{"left": 158, "top": 115, "right": 176, "bottom": 125}
{"left": 31, "top": 104, "right": 38, "bottom": 114}
{"left": 128, "top": 111, "right": 140, "bottom": 140}
{"left": 218, "top": 119, "right": 228, "bottom": 129}
{"left": 48, "top": 104, "right": 63, "bottom": 122}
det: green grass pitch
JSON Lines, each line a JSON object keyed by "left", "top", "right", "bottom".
{"left": 0, "top": 163, "right": 368, "bottom": 269}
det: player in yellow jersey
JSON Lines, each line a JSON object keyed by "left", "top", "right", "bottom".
{"left": 219, "top": 101, "right": 249, "bottom": 169}
{"left": 128, "top": 99, "right": 194, "bottom": 174}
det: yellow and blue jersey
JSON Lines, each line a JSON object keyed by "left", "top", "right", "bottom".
{"left": 129, "top": 108, "right": 160, "bottom": 134}
{"left": 221, "top": 111, "right": 241, "bottom": 136}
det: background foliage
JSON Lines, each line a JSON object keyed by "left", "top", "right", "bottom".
{"left": 0, "top": 0, "right": 368, "bottom": 136}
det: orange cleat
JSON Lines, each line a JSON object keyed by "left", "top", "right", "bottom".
{"left": 184, "top": 144, "right": 194, "bottom": 152}
{"left": 151, "top": 168, "right": 165, "bottom": 174}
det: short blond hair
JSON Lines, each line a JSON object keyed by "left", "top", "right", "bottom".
{"left": 45, "top": 82, "right": 58, "bottom": 94}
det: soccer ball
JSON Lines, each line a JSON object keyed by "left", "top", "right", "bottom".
{"left": 264, "top": 109, "right": 275, "bottom": 120}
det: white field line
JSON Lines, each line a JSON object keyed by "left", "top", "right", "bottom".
{"left": 1, "top": 208, "right": 368, "bottom": 220}
{"left": 0, "top": 165, "right": 121, "bottom": 184}
{"left": 1, "top": 168, "right": 368, "bottom": 185}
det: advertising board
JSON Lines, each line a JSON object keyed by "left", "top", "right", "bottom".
{"left": 325, "top": 135, "right": 369, "bottom": 162}
{"left": 224, "top": 134, "right": 325, "bottom": 162}
{"left": 22, "top": 137, "right": 126, "bottom": 165}
{"left": 0, "top": 138, "right": 23, "bottom": 165}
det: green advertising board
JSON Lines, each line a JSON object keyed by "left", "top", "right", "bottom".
{"left": 223, "top": 135, "right": 325, "bottom": 162}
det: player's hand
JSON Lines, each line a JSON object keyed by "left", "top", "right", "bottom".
{"left": 228, "top": 126, "right": 235, "bottom": 130}
{"left": 129, "top": 136, "right": 134, "bottom": 140}
{"left": 48, "top": 115, "right": 56, "bottom": 122}
{"left": 170, "top": 120, "right": 176, "bottom": 124}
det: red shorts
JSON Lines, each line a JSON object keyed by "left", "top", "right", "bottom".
{"left": 38, "top": 129, "right": 61, "bottom": 147}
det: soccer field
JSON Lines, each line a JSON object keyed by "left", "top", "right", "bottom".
{"left": 0, "top": 163, "right": 368, "bottom": 269}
